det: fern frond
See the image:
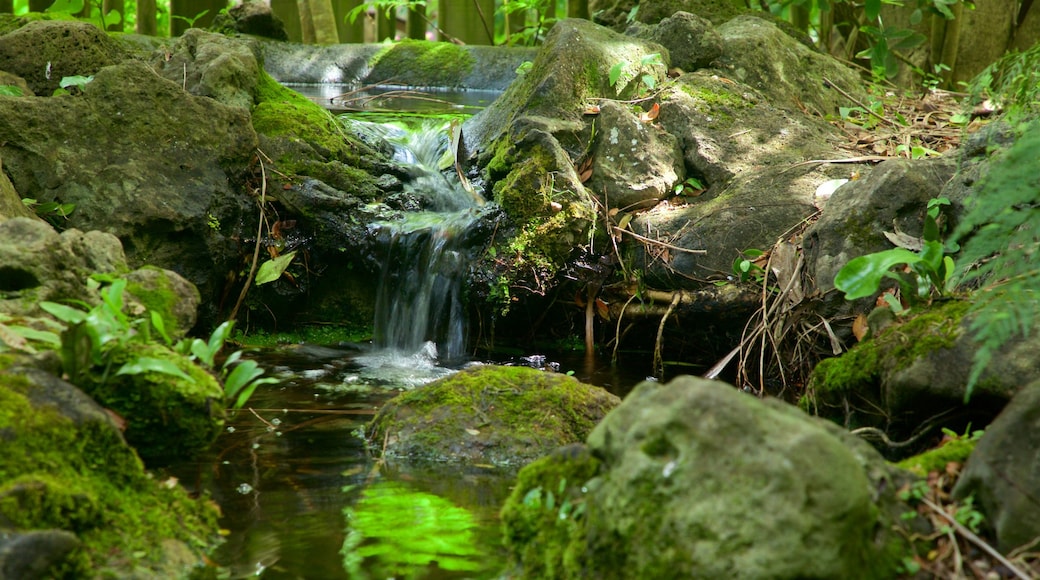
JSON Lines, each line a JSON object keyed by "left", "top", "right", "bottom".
{"left": 953, "top": 120, "right": 1040, "bottom": 400}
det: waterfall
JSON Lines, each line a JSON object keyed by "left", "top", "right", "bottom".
{"left": 356, "top": 120, "right": 482, "bottom": 366}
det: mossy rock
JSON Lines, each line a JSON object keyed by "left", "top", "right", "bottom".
{"left": 367, "top": 365, "right": 620, "bottom": 466}
{"left": 500, "top": 444, "right": 601, "bottom": 578}
{"left": 0, "top": 368, "right": 219, "bottom": 576}
{"left": 251, "top": 69, "right": 388, "bottom": 199}
{"left": 77, "top": 342, "right": 225, "bottom": 463}
{"left": 0, "top": 20, "right": 129, "bottom": 95}
{"left": 125, "top": 265, "right": 201, "bottom": 340}
{"left": 366, "top": 39, "right": 476, "bottom": 88}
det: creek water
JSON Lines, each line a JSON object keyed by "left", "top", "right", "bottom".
{"left": 167, "top": 103, "right": 645, "bottom": 578}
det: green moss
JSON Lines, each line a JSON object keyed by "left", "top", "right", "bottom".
{"left": 251, "top": 70, "right": 384, "bottom": 199}
{"left": 803, "top": 300, "right": 971, "bottom": 409}
{"left": 896, "top": 430, "right": 981, "bottom": 476}
{"left": 125, "top": 266, "right": 188, "bottom": 338}
{"left": 0, "top": 374, "right": 219, "bottom": 576}
{"left": 78, "top": 342, "right": 225, "bottom": 461}
{"left": 369, "top": 39, "right": 475, "bottom": 88}
{"left": 368, "top": 365, "right": 616, "bottom": 465}
{"left": 233, "top": 323, "right": 371, "bottom": 347}
{"left": 500, "top": 445, "right": 600, "bottom": 578}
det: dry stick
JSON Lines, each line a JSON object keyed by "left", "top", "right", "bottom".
{"left": 653, "top": 293, "right": 681, "bottom": 379}
{"left": 228, "top": 153, "right": 268, "bottom": 323}
{"left": 823, "top": 75, "right": 902, "bottom": 128}
{"left": 613, "top": 226, "right": 707, "bottom": 254}
{"left": 920, "top": 497, "right": 1032, "bottom": 580}
{"left": 612, "top": 293, "right": 638, "bottom": 365}
{"left": 584, "top": 284, "right": 595, "bottom": 354}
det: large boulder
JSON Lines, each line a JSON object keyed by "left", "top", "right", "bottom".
{"left": 501, "top": 376, "right": 915, "bottom": 578}
{"left": 367, "top": 365, "right": 620, "bottom": 466}
{"left": 0, "top": 62, "right": 257, "bottom": 323}
{"left": 0, "top": 364, "right": 220, "bottom": 576}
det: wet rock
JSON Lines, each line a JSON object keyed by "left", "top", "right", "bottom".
{"left": 592, "top": 0, "right": 746, "bottom": 28}
{"left": 502, "top": 375, "right": 915, "bottom": 578}
{"left": 953, "top": 380, "right": 1040, "bottom": 552}
{"left": 0, "top": 20, "right": 128, "bottom": 95}
{"left": 367, "top": 365, "right": 620, "bottom": 466}
{"left": 125, "top": 265, "right": 201, "bottom": 338}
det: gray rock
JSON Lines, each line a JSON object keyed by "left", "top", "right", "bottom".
{"left": 638, "top": 11, "right": 723, "bottom": 71}
{"left": 504, "top": 375, "right": 914, "bottom": 578}
{"left": 0, "top": 529, "right": 82, "bottom": 580}
{"left": 125, "top": 265, "right": 201, "bottom": 339}
{"left": 155, "top": 28, "right": 262, "bottom": 110}
{"left": 0, "top": 20, "right": 128, "bottom": 95}
{"left": 717, "top": 16, "right": 867, "bottom": 116}
{"left": 954, "top": 380, "right": 1040, "bottom": 552}
{"left": 60, "top": 229, "right": 127, "bottom": 275}
{"left": 0, "top": 218, "right": 92, "bottom": 318}
{"left": 586, "top": 100, "right": 684, "bottom": 210}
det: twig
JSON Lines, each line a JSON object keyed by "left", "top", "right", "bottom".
{"left": 228, "top": 151, "right": 268, "bottom": 323}
{"left": 920, "top": 497, "right": 1032, "bottom": 580}
{"left": 653, "top": 293, "right": 681, "bottom": 379}
{"left": 613, "top": 226, "right": 707, "bottom": 254}
{"left": 823, "top": 76, "right": 901, "bottom": 127}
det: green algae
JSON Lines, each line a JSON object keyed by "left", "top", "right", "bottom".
{"left": 0, "top": 373, "right": 219, "bottom": 577}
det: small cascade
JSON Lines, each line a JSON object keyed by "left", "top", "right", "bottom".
{"left": 356, "top": 120, "right": 482, "bottom": 366}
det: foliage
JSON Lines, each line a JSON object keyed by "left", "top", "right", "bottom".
{"left": 36, "top": 277, "right": 274, "bottom": 409}
{"left": 950, "top": 120, "right": 1040, "bottom": 401}
{"left": 834, "top": 197, "right": 956, "bottom": 314}
{"left": 966, "top": 40, "right": 1040, "bottom": 121}
{"left": 22, "top": 197, "right": 75, "bottom": 227}
{"left": 608, "top": 52, "right": 664, "bottom": 97}
{"left": 731, "top": 248, "right": 767, "bottom": 285}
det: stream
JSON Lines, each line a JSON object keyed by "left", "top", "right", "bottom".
{"left": 169, "top": 89, "right": 648, "bottom": 578}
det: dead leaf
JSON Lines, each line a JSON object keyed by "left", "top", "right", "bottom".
{"left": 104, "top": 408, "right": 128, "bottom": 431}
{"left": 583, "top": 104, "right": 601, "bottom": 115}
{"left": 640, "top": 103, "right": 660, "bottom": 123}
{"left": 595, "top": 298, "right": 610, "bottom": 320}
{"left": 578, "top": 156, "right": 594, "bottom": 183}
{"left": 853, "top": 313, "right": 869, "bottom": 341}
{"left": 465, "top": 428, "right": 480, "bottom": 436}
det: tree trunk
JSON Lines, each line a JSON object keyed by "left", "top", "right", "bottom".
{"left": 376, "top": 5, "right": 395, "bottom": 40}
{"left": 28, "top": 0, "right": 51, "bottom": 11}
{"left": 307, "top": 0, "right": 339, "bottom": 44}
{"left": 439, "top": 0, "right": 495, "bottom": 45}
{"left": 0, "top": 0, "right": 13, "bottom": 13}
{"left": 334, "top": 0, "right": 365, "bottom": 42}
{"left": 296, "top": 0, "right": 315, "bottom": 43}
{"left": 272, "top": 0, "right": 303, "bottom": 42}
{"left": 567, "top": 0, "right": 589, "bottom": 19}
{"left": 407, "top": 2, "right": 426, "bottom": 40}
{"left": 136, "top": 0, "right": 157, "bottom": 35}
{"left": 102, "top": 0, "right": 123, "bottom": 30}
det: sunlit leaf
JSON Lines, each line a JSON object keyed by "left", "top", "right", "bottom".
{"left": 255, "top": 250, "right": 296, "bottom": 285}
{"left": 117, "top": 357, "right": 196, "bottom": 383}
{"left": 834, "top": 248, "right": 922, "bottom": 300}
{"left": 608, "top": 62, "right": 624, "bottom": 87}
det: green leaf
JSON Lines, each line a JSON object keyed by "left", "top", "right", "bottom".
{"left": 255, "top": 250, "right": 296, "bottom": 285}
{"left": 608, "top": 62, "right": 625, "bottom": 87}
{"left": 834, "top": 248, "right": 922, "bottom": 300}
{"left": 864, "top": 0, "right": 881, "bottom": 21}
{"left": 40, "top": 301, "right": 87, "bottom": 324}
{"left": 150, "top": 311, "right": 172, "bottom": 345}
{"left": 45, "top": 0, "right": 84, "bottom": 13}
{"left": 117, "top": 357, "right": 196, "bottom": 383}
{"left": 59, "top": 75, "right": 93, "bottom": 90}
{"left": 0, "top": 85, "right": 23, "bottom": 97}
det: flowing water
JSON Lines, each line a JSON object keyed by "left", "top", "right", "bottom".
{"left": 172, "top": 97, "right": 655, "bottom": 578}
